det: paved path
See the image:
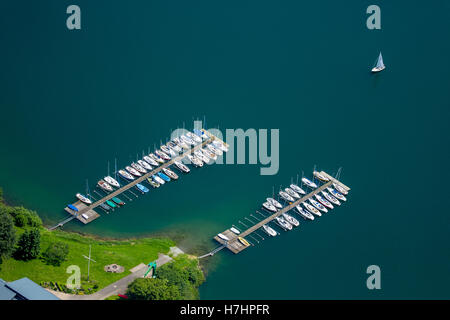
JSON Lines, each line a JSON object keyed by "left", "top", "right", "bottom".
{"left": 48, "top": 253, "right": 173, "bottom": 300}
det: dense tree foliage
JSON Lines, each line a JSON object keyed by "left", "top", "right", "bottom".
{"left": 126, "top": 256, "right": 205, "bottom": 300}
{"left": 14, "top": 228, "right": 41, "bottom": 261}
{"left": 0, "top": 209, "right": 16, "bottom": 269}
{"left": 42, "top": 242, "right": 69, "bottom": 266}
{"left": 126, "top": 278, "right": 180, "bottom": 300}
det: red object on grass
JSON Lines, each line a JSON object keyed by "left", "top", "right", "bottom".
{"left": 118, "top": 294, "right": 128, "bottom": 299}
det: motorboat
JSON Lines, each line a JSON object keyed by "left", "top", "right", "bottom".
{"left": 174, "top": 161, "right": 190, "bottom": 173}
{"left": 213, "top": 140, "right": 229, "bottom": 152}
{"left": 126, "top": 166, "right": 142, "bottom": 177}
{"left": 106, "top": 200, "right": 117, "bottom": 208}
{"left": 131, "top": 162, "right": 147, "bottom": 174}
{"left": 313, "top": 171, "right": 330, "bottom": 182}
{"left": 315, "top": 194, "right": 334, "bottom": 209}
{"left": 162, "top": 167, "right": 179, "bottom": 180}
{"left": 295, "top": 205, "right": 314, "bottom": 220}
{"left": 144, "top": 156, "right": 159, "bottom": 167}
{"left": 302, "top": 202, "right": 321, "bottom": 217}
{"left": 290, "top": 184, "right": 306, "bottom": 195}
{"left": 149, "top": 153, "right": 165, "bottom": 164}
{"left": 275, "top": 216, "right": 292, "bottom": 230}
{"left": 309, "top": 198, "right": 328, "bottom": 213}
{"left": 266, "top": 197, "right": 283, "bottom": 209}
{"left": 157, "top": 172, "right": 171, "bottom": 182}
{"left": 262, "top": 224, "right": 277, "bottom": 236}
{"left": 285, "top": 187, "right": 300, "bottom": 199}
{"left": 327, "top": 187, "right": 347, "bottom": 201}
{"left": 155, "top": 150, "right": 171, "bottom": 161}
{"left": 138, "top": 159, "right": 153, "bottom": 171}
{"left": 230, "top": 227, "right": 241, "bottom": 235}
{"left": 152, "top": 174, "right": 165, "bottom": 185}
{"left": 136, "top": 183, "right": 149, "bottom": 193}
{"left": 217, "top": 233, "right": 229, "bottom": 241}
{"left": 238, "top": 237, "right": 250, "bottom": 247}
{"left": 301, "top": 177, "right": 317, "bottom": 189}
{"left": 206, "top": 143, "right": 223, "bottom": 156}
{"left": 118, "top": 169, "right": 135, "bottom": 180}
{"left": 104, "top": 176, "right": 120, "bottom": 188}
{"left": 76, "top": 193, "right": 92, "bottom": 205}
{"left": 112, "top": 197, "right": 125, "bottom": 206}
{"left": 282, "top": 213, "right": 299, "bottom": 227}
{"left": 187, "top": 131, "right": 202, "bottom": 144}
{"left": 279, "top": 191, "right": 295, "bottom": 202}
{"left": 147, "top": 177, "right": 160, "bottom": 188}
{"left": 97, "top": 180, "right": 113, "bottom": 192}
{"left": 187, "top": 154, "right": 203, "bottom": 167}
{"left": 194, "top": 150, "right": 210, "bottom": 164}
{"left": 262, "top": 201, "right": 277, "bottom": 213}
{"left": 333, "top": 183, "right": 348, "bottom": 195}
{"left": 322, "top": 191, "right": 341, "bottom": 206}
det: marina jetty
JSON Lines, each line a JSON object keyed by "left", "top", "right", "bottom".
{"left": 50, "top": 129, "right": 228, "bottom": 230}
{"left": 210, "top": 170, "right": 350, "bottom": 255}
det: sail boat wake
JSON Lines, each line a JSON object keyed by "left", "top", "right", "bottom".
{"left": 371, "top": 52, "right": 385, "bottom": 73}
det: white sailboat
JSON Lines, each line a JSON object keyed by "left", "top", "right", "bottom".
{"left": 371, "top": 52, "right": 385, "bottom": 73}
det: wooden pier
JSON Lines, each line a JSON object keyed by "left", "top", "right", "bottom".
{"left": 53, "top": 130, "right": 227, "bottom": 229}
{"left": 213, "top": 171, "right": 350, "bottom": 254}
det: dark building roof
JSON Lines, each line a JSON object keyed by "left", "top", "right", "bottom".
{"left": 0, "top": 277, "right": 59, "bottom": 300}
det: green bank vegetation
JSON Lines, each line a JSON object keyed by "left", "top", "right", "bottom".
{"left": 126, "top": 254, "right": 205, "bottom": 300}
{"left": 0, "top": 188, "right": 176, "bottom": 295}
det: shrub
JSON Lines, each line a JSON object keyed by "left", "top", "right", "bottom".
{"left": 42, "top": 242, "right": 69, "bottom": 266}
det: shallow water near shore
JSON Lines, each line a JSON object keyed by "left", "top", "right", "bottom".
{"left": 1, "top": 1, "right": 450, "bottom": 299}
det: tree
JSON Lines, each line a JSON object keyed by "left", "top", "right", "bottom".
{"left": 126, "top": 278, "right": 180, "bottom": 300}
{"left": 0, "top": 209, "right": 16, "bottom": 268}
{"left": 42, "top": 242, "right": 69, "bottom": 266}
{"left": 14, "top": 228, "right": 41, "bottom": 261}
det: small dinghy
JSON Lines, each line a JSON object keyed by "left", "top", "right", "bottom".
{"left": 295, "top": 205, "right": 314, "bottom": 220}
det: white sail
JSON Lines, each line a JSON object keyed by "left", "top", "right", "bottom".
{"left": 376, "top": 53, "right": 384, "bottom": 68}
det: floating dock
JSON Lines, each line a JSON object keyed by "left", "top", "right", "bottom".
{"left": 213, "top": 171, "right": 350, "bottom": 254}
{"left": 52, "top": 130, "right": 228, "bottom": 229}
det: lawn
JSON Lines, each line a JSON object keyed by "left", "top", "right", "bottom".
{"left": 0, "top": 227, "right": 175, "bottom": 292}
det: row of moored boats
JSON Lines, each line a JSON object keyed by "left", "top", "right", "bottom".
{"left": 217, "top": 171, "right": 349, "bottom": 244}
{"left": 73, "top": 129, "right": 228, "bottom": 214}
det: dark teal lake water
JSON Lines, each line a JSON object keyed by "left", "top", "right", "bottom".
{"left": 1, "top": 1, "right": 449, "bottom": 299}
